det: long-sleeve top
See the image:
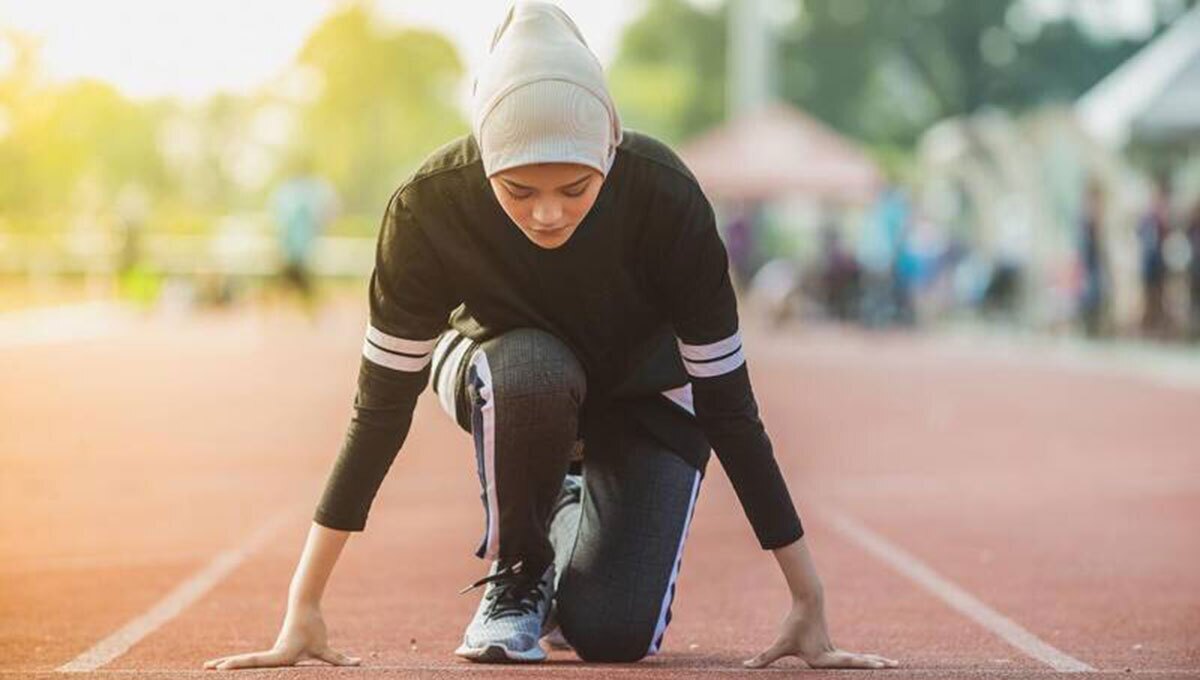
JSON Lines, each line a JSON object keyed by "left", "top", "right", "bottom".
{"left": 312, "top": 129, "right": 804, "bottom": 550}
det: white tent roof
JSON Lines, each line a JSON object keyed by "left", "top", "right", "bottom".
{"left": 678, "top": 102, "right": 883, "bottom": 204}
{"left": 1076, "top": 6, "right": 1200, "bottom": 147}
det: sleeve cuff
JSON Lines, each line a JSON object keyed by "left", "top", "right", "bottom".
{"left": 758, "top": 520, "right": 804, "bottom": 550}
{"left": 312, "top": 508, "right": 366, "bottom": 532}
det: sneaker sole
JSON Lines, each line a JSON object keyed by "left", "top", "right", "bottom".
{"left": 454, "top": 642, "right": 546, "bottom": 663}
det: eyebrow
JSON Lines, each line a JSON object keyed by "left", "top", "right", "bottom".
{"left": 502, "top": 174, "right": 592, "bottom": 191}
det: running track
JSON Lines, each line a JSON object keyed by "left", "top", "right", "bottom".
{"left": 1, "top": 299, "right": 1197, "bottom": 678}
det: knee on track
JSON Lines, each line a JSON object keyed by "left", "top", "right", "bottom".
{"left": 555, "top": 597, "right": 659, "bottom": 662}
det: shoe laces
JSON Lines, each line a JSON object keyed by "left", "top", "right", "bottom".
{"left": 459, "top": 560, "right": 548, "bottom": 621}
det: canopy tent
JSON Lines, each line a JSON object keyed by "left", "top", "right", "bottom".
{"left": 1077, "top": 6, "right": 1200, "bottom": 148}
{"left": 678, "top": 102, "right": 883, "bottom": 205}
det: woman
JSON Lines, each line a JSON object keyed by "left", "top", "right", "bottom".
{"left": 1137, "top": 178, "right": 1172, "bottom": 338}
{"left": 1187, "top": 199, "right": 1200, "bottom": 340}
{"left": 1077, "top": 180, "right": 1108, "bottom": 338}
{"left": 203, "top": 1, "right": 898, "bottom": 671}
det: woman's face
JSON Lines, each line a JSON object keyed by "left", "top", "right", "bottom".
{"left": 489, "top": 162, "right": 603, "bottom": 249}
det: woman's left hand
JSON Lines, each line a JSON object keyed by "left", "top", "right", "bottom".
{"left": 743, "top": 593, "right": 899, "bottom": 670}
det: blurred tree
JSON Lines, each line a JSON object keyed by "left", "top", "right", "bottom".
{"left": 0, "top": 30, "right": 39, "bottom": 218}
{"left": 608, "top": 0, "right": 727, "bottom": 144}
{"left": 610, "top": 0, "right": 1194, "bottom": 147}
{"left": 163, "top": 93, "right": 255, "bottom": 215}
{"left": 0, "top": 31, "right": 168, "bottom": 230}
{"left": 1, "top": 8, "right": 472, "bottom": 239}
{"left": 288, "top": 5, "right": 468, "bottom": 218}
{"left": 776, "top": 0, "right": 1175, "bottom": 146}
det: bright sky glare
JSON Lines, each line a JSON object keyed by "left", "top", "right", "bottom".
{"left": 0, "top": 0, "right": 1165, "bottom": 107}
{"left": 0, "top": 0, "right": 641, "bottom": 105}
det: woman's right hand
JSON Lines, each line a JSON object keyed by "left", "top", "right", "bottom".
{"left": 202, "top": 603, "right": 361, "bottom": 670}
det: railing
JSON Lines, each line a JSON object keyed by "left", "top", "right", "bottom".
{"left": 0, "top": 231, "right": 376, "bottom": 278}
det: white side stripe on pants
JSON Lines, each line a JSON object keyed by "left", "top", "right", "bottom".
{"left": 469, "top": 349, "right": 501, "bottom": 560}
{"left": 647, "top": 469, "right": 701, "bottom": 655}
{"left": 431, "top": 330, "right": 474, "bottom": 421}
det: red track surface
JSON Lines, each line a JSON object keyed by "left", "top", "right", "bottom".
{"left": 2, "top": 301, "right": 1197, "bottom": 679}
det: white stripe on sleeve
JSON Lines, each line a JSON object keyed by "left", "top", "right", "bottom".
{"left": 677, "top": 332, "right": 745, "bottom": 378}
{"left": 677, "top": 331, "right": 741, "bottom": 362}
{"left": 365, "top": 324, "right": 438, "bottom": 355}
{"left": 362, "top": 324, "right": 436, "bottom": 372}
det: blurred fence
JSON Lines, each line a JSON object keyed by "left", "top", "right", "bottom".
{"left": 0, "top": 219, "right": 374, "bottom": 279}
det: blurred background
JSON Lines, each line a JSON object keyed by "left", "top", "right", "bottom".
{"left": 3, "top": 5, "right": 1199, "bottom": 673}
{"left": 1, "top": 0, "right": 1199, "bottom": 343}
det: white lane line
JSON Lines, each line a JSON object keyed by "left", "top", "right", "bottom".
{"left": 2, "top": 550, "right": 222, "bottom": 575}
{"left": 823, "top": 509, "right": 1095, "bottom": 673}
{"left": 56, "top": 509, "right": 296, "bottom": 673}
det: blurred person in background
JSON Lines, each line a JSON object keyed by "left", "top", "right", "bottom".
{"left": 816, "top": 207, "right": 860, "bottom": 322}
{"left": 1077, "top": 180, "right": 1109, "bottom": 338}
{"left": 113, "top": 183, "right": 159, "bottom": 309}
{"left": 203, "top": 1, "right": 897, "bottom": 672}
{"left": 1187, "top": 198, "right": 1200, "bottom": 341}
{"left": 979, "top": 205, "right": 1029, "bottom": 324}
{"left": 979, "top": 257, "right": 1022, "bottom": 321}
{"left": 270, "top": 156, "right": 339, "bottom": 318}
{"left": 1136, "top": 177, "right": 1172, "bottom": 339}
{"left": 858, "top": 182, "right": 913, "bottom": 327}
{"left": 723, "top": 203, "right": 759, "bottom": 292}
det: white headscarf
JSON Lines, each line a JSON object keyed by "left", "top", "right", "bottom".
{"left": 471, "top": 1, "right": 623, "bottom": 178}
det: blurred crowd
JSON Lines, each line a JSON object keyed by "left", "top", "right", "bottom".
{"left": 730, "top": 176, "right": 1200, "bottom": 344}
{"left": 4, "top": 0, "right": 1199, "bottom": 350}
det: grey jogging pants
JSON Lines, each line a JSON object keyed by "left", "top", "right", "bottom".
{"left": 428, "top": 326, "right": 706, "bottom": 662}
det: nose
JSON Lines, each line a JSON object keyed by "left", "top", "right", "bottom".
{"left": 531, "top": 200, "right": 563, "bottom": 229}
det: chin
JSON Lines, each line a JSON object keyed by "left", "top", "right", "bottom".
{"left": 525, "top": 226, "right": 576, "bottom": 249}
{"left": 530, "top": 234, "right": 571, "bottom": 249}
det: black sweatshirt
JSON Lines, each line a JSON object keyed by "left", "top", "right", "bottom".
{"left": 313, "top": 129, "right": 804, "bottom": 550}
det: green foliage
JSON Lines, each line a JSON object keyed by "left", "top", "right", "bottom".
{"left": 3, "top": 0, "right": 1192, "bottom": 241}
{"left": 611, "top": 0, "right": 1186, "bottom": 147}
{"left": 290, "top": 6, "right": 468, "bottom": 215}
{"left": 0, "top": 75, "right": 168, "bottom": 221}
{"left": 609, "top": 0, "right": 727, "bottom": 144}
{"left": 776, "top": 0, "right": 1157, "bottom": 145}
{"left": 0, "top": 7, "right": 469, "bottom": 236}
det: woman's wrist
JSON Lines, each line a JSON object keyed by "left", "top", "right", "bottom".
{"left": 772, "top": 536, "right": 825, "bottom": 605}
{"left": 285, "top": 522, "right": 350, "bottom": 610}
{"left": 287, "top": 569, "right": 326, "bottom": 610}
{"left": 287, "top": 588, "right": 321, "bottom": 611}
{"left": 790, "top": 580, "right": 825, "bottom": 607}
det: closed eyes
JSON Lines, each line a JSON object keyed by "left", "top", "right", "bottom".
{"left": 507, "top": 186, "right": 588, "bottom": 200}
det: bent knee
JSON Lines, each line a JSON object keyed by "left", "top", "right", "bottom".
{"left": 477, "top": 328, "right": 586, "bottom": 407}
{"left": 557, "top": 604, "right": 658, "bottom": 662}
{"left": 565, "top": 626, "right": 655, "bottom": 663}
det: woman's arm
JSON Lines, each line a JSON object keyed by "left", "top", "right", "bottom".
{"left": 288, "top": 522, "right": 353, "bottom": 608}
{"left": 651, "top": 181, "right": 899, "bottom": 669}
{"left": 205, "top": 186, "right": 455, "bottom": 670}
{"left": 743, "top": 537, "right": 899, "bottom": 670}
{"left": 202, "top": 523, "right": 361, "bottom": 670}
